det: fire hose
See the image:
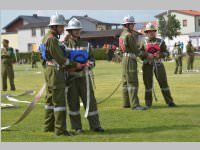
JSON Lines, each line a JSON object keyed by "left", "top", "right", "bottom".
{"left": 1, "top": 84, "right": 46, "bottom": 131}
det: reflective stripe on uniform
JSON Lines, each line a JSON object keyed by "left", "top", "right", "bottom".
{"left": 65, "top": 87, "right": 69, "bottom": 98}
{"left": 128, "top": 86, "right": 137, "bottom": 92}
{"left": 123, "top": 53, "right": 136, "bottom": 59}
{"left": 54, "top": 107, "right": 66, "bottom": 112}
{"left": 69, "top": 111, "right": 80, "bottom": 116}
{"left": 122, "top": 86, "right": 128, "bottom": 91}
{"left": 44, "top": 105, "right": 54, "bottom": 110}
{"left": 161, "top": 87, "right": 169, "bottom": 91}
{"left": 88, "top": 111, "right": 98, "bottom": 117}
{"left": 159, "top": 39, "right": 163, "bottom": 47}
{"left": 145, "top": 88, "right": 152, "bottom": 92}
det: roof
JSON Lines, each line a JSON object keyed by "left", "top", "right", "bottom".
{"left": 4, "top": 14, "right": 120, "bottom": 31}
{"left": 155, "top": 10, "right": 200, "bottom": 18}
{"left": 80, "top": 29, "right": 143, "bottom": 39}
{"left": 18, "top": 21, "right": 49, "bottom": 29}
{"left": 3, "top": 14, "right": 50, "bottom": 29}
{"left": 176, "top": 10, "right": 200, "bottom": 16}
{"left": 70, "top": 15, "right": 120, "bottom": 26}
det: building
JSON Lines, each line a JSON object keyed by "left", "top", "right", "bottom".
{"left": 135, "top": 21, "right": 157, "bottom": 33}
{"left": 80, "top": 29, "right": 143, "bottom": 48}
{"left": 189, "top": 32, "right": 200, "bottom": 50}
{"left": 1, "top": 14, "right": 49, "bottom": 50}
{"left": 69, "top": 15, "right": 120, "bottom": 31}
{"left": 155, "top": 10, "right": 200, "bottom": 34}
{"left": 1, "top": 32, "right": 19, "bottom": 50}
{"left": 2, "top": 14, "right": 49, "bottom": 33}
{"left": 1, "top": 14, "right": 121, "bottom": 52}
{"left": 155, "top": 10, "right": 200, "bottom": 52}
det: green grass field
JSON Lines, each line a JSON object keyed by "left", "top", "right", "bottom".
{"left": 1, "top": 56, "right": 200, "bottom": 142}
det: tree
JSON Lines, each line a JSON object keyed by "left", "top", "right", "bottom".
{"left": 158, "top": 13, "right": 181, "bottom": 40}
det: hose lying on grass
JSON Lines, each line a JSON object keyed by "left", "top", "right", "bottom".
{"left": 1, "top": 90, "right": 35, "bottom": 98}
{"left": 1, "top": 84, "right": 46, "bottom": 131}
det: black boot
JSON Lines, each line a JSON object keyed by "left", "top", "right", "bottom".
{"left": 168, "top": 102, "right": 177, "bottom": 107}
{"left": 123, "top": 105, "right": 131, "bottom": 108}
{"left": 93, "top": 127, "right": 104, "bottom": 132}
{"left": 75, "top": 128, "right": 84, "bottom": 135}
{"left": 55, "top": 130, "right": 71, "bottom": 136}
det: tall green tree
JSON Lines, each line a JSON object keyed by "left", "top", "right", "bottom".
{"left": 158, "top": 13, "right": 181, "bottom": 40}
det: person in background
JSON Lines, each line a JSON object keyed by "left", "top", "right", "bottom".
{"left": 1, "top": 39, "right": 16, "bottom": 91}
{"left": 186, "top": 40, "right": 195, "bottom": 71}
{"left": 31, "top": 51, "right": 38, "bottom": 68}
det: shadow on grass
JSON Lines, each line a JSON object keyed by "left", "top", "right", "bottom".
{"left": 103, "top": 124, "right": 200, "bottom": 135}
{"left": 152, "top": 104, "right": 200, "bottom": 109}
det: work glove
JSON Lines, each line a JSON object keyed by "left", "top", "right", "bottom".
{"left": 153, "top": 52, "right": 160, "bottom": 59}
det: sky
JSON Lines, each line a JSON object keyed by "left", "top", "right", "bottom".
{"left": 1, "top": 10, "right": 165, "bottom": 28}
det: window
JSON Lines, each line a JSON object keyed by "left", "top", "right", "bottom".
{"left": 41, "top": 28, "right": 45, "bottom": 36}
{"left": 198, "top": 19, "right": 200, "bottom": 26}
{"left": 31, "top": 28, "right": 36, "bottom": 37}
{"left": 27, "top": 43, "right": 36, "bottom": 52}
{"left": 28, "top": 43, "right": 33, "bottom": 52}
{"left": 183, "top": 20, "right": 187, "bottom": 27}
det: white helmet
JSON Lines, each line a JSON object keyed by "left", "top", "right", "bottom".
{"left": 49, "top": 12, "right": 66, "bottom": 26}
{"left": 66, "top": 18, "right": 83, "bottom": 30}
{"left": 122, "top": 15, "right": 136, "bottom": 24}
{"left": 144, "top": 22, "right": 157, "bottom": 33}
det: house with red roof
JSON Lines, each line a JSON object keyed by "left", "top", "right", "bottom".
{"left": 155, "top": 10, "right": 200, "bottom": 34}
{"left": 155, "top": 10, "right": 200, "bottom": 52}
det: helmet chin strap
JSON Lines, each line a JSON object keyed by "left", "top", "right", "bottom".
{"left": 54, "top": 26, "right": 61, "bottom": 39}
{"left": 124, "top": 24, "right": 133, "bottom": 31}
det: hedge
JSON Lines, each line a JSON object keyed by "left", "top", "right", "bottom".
{"left": 16, "top": 52, "right": 40, "bottom": 64}
{"left": 16, "top": 49, "right": 177, "bottom": 63}
{"left": 17, "top": 48, "right": 107, "bottom": 63}
{"left": 92, "top": 48, "right": 107, "bottom": 60}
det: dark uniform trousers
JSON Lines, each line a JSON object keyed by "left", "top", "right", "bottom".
{"left": 187, "top": 55, "right": 194, "bottom": 70}
{"left": 44, "top": 65, "right": 67, "bottom": 135}
{"left": 67, "top": 70, "right": 101, "bottom": 130}
{"left": 1, "top": 61, "right": 15, "bottom": 90}
{"left": 142, "top": 62, "right": 174, "bottom": 106}
{"left": 174, "top": 56, "right": 183, "bottom": 74}
{"left": 122, "top": 55, "right": 140, "bottom": 108}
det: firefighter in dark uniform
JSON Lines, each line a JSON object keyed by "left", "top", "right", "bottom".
{"left": 64, "top": 18, "right": 104, "bottom": 134}
{"left": 41, "top": 13, "right": 79, "bottom": 136}
{"left": 186, "top": 40, "right": 195, "bottom": 71}
{"left": 1, "top": 39, "right": 16, "bottom": 91}
{"left": 173, "top": 42, "right": 183, "bottom": 74}
{"left": 119, "top": 15, "right": 146, "bottom": 110}
{"left": 139, "top": 23, "right": 176, "bottom": 108}
{"left": 31, "top": 51, "right": 38, "bottom": 68}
